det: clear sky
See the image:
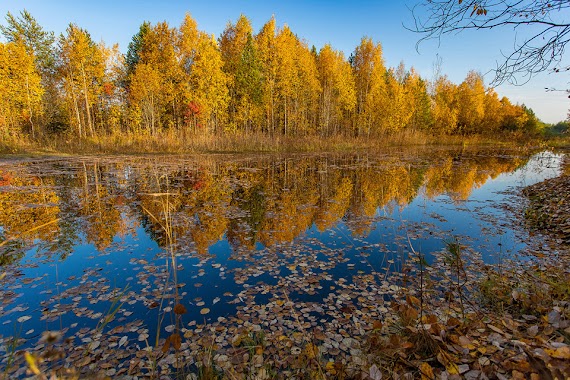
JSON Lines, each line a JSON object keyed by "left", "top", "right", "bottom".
{"left": 1, "top": 0, "right": 568, "bottom": 123}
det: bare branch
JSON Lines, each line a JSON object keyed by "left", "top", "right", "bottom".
{"left": 408, "top": 0, "right": 570, "bottom": 85}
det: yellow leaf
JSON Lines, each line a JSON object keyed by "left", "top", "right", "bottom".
{"left": 420, "top": 362, "right": 434, "bottom": 380}
{"left": 325, "top": 361, "right": 336, "bottom": 374}
{"left": 545, "top": 346, "right": 570, "bottom": 359}
{"left": 446, "top": 362, "right": 460, "bottom": 375}
{"left": 304, "top": 343, "right": 318, "bottom": 359}
{"left": 25, "top": 352, "right": 40, "bottom": 375}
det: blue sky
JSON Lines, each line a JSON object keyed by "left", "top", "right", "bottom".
{"left": 1, "top": 0, "right": 567, "bottom": 123}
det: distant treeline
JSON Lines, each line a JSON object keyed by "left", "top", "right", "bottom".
{"left": 0, "top": 11, "right": 544, "bottom": 145}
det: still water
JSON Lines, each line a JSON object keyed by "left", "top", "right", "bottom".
{"left": 0, "top": 147, "right": 564, "bottom": 374}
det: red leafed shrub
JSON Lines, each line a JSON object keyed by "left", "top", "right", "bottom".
{"left": 103, "top": 82, "right": 114, "bottom": 96}
{"left": 184, "top": 101, "right": 202, "bottom": 123}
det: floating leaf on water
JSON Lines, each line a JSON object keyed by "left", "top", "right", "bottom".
{"left": 165, "top": 324, "right": 175, "bottom": 333}
{"left": 174, "top": 303, "right": 187, "bottom": 315}
{"left": 212, "top": 297, "right": 220, "bottom": 305}
{"left": 162, "top": 336, "right": 171, "bottom": 353}
{"left": 170, "top": 333, "right": 181, "bottom": 350}
{"left": 118, "top": 336, "right": 128, "bottom": 348}
{"left": 200, "top": 308, "right": 210, "bottom": 315}
{"left": 17, "top": 316, "right": 31, "bottom": 323}
{"left": 25, "top": 352, "right": 40, "bottom": 376}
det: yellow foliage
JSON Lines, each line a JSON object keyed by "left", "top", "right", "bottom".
{"left": 0, "top": 41, "right": 43, "bottom": 136}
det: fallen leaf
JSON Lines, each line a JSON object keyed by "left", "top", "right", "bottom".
{"left": 419, "top": 362, "right": 434, "bottom": 380}
{"left": 369, "top": 364, "right": 382, "bottom": 380}
{"left": 170, "top": 333, "right": 181, "bottom": 350}
{"left": 162, "top": 336, "right": 171, "bottom": 353}
{"left": 25, "top": 352, "right": 40, "bottom": 375}
{"left": 488, "top": 324, "right": 506, "bottom": 335}
{"left": 545, "top": 346, "right": 570, "bottom": 359}
{"left": 174, "top": 303, "right": 187, "bottom": 315}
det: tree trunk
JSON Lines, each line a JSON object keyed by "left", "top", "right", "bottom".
{"left": 81, "top": 64, "right": 94, "bottom": 137}
{"left": 68, "top": 69, "right": 83, "bottom": 138}
{"left": 25, "top": 74, "right": 35, "bottom": 139}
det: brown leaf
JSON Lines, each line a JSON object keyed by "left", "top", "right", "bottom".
{"left": 488, "top": 324, "right": 506, "bottom": 335}
{"left": 173, "top": 303, "right": 187, "bottom": 315}
{"left": 458, "top": 335, "right": 472, "bottom": 348}
{"left": 527, "top": 325, "right": 539, "bottom": 337}
{"left": 447, "top": 317, "right": 461, "bottom": 329}
{"left": 162, "top": 336, "right": 171, "bottom": 353}
{"left": 406, "top": 295, "right": 420, "bottom": 307}
{"left": 170, "top": 333, "right": 181, "bottom": 350}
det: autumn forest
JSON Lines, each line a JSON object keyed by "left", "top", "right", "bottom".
{"left": 0, "top": 11, "right": 544, "bottom": 151}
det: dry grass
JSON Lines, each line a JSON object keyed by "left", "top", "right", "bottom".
{"left": 0, "top": 129, "right": 543, "bottom": 156}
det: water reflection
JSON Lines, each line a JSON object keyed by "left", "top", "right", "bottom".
{"left": 0, "top": 148, "right": 537, "bottom": 258}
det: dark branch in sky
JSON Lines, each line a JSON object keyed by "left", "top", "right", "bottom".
{"left": 410, "top": 0, "right": 570, "bottom": 85}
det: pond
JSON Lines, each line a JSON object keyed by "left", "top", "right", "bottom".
{"left": 0, "top": 147, "right": 564, "bottom": 377}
